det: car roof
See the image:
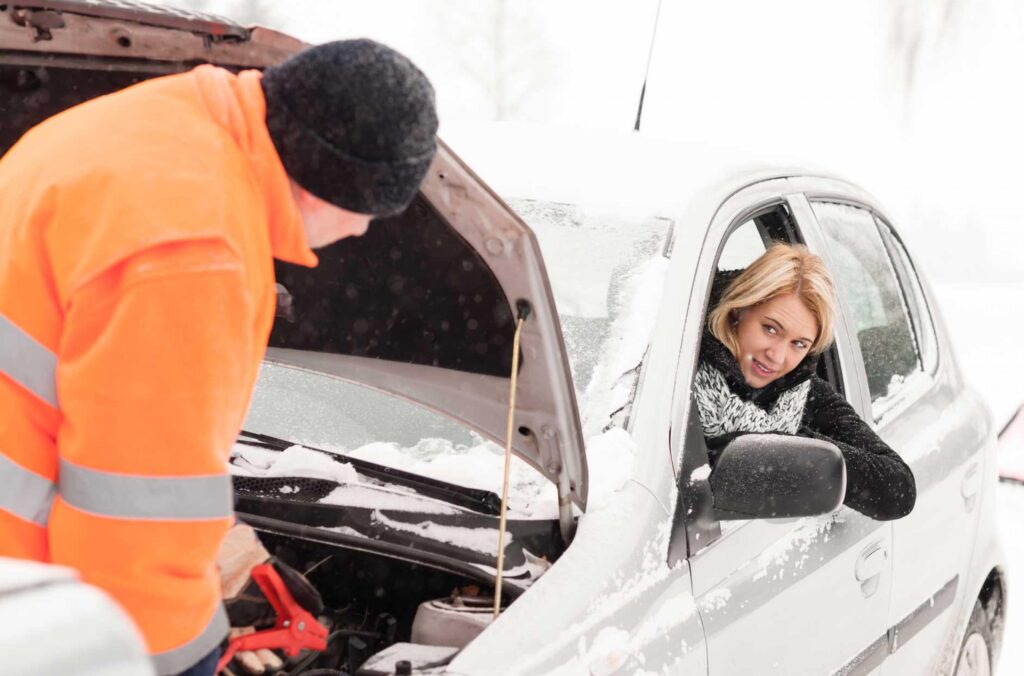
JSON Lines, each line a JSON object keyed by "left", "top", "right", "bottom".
{"left": 439, "top": 120, "right": 843, "bottom": 216}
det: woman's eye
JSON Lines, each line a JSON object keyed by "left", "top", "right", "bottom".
{"left": 763, "top": 325, "right": 777, "bottom": 335}
{"left": 794, "top": 340, "right": 808, "bottom": 350}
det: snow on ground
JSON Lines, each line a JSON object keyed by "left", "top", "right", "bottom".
{"left": 932, "top": 282, "right": 1024, "bottom": 429}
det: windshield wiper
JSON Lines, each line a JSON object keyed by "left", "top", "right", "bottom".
{"left": 236, "top": 430, "right": 502, "bottom": 516}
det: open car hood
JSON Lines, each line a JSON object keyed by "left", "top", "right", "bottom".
{"left": 0, "top": 1, "right": 588, "bottom": 511}
{"left": 266, "top": 143, "right": 588, "bottom": 512}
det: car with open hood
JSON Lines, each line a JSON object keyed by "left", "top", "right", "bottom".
{"left": 0, "top": 2, "right": 1008, "bottom": 675}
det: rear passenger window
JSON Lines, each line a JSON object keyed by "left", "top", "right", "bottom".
{"left": 875, "top": 217, "right": 938, "bottom": 375}
{"left": 811, "top": 202, "right": 924, "bottom": 417}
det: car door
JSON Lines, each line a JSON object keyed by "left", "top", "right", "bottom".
{"left": 801, "top": 187, "right": 987, "bottom": 675}
{"left": 669, "top": 180, "right": 895, "bottom": 675}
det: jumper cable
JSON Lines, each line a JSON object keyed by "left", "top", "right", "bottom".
{"left": 216, "top": 562, "right": 328, "bottom": 673}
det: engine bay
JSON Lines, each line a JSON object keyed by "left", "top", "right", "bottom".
{"left": 233, "top": 466, "right": 565, "bottom": 675}
{"left": 253, "top": 533, "right": 480, "bottom": 675}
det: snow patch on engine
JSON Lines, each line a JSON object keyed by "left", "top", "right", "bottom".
{"left": 372, "top": 510, "right": 511, "bottom": 556}
{"left": 321, "top": 484, "right": 461, "bottom": 515}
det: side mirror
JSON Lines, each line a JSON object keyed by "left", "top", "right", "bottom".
{"left": 709, "top": 434, "right": 846, "bottom": 520}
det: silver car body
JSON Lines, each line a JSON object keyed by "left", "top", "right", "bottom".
{"left": 436, "top": 123, "right": 1005, "bottom": 676}
{"left": 0, "top": 3, "right": 1004, "bottom": 674}
{"left": 0, "top": 557, "right": 153, "bottom": 675}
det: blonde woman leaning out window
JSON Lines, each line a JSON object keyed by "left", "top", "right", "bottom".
{"left": 695, "top": 243, "right": 916, "bottom": 520}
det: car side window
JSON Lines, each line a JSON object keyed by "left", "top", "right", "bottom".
{"left": 672, "top": 203, "right": 839, "bottom": 557}
{"left": 875, "top": 216, "right": 938, "bottom": 375}
{"left": 810, "top": 202, "right": 924, "bottom": 417}
{"left": 717, "top": 219, "right": 766, "bottom": 270}
{"left": 717, "top": 203, "right": 799, "bottom": 272}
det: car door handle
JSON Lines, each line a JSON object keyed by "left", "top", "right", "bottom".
{"left": 961, "top": 463, "right": 981, "bottom": 499}
{"left": 855, "top": 542, "right": 888, "bottom": 597}
{"left": 856, "top": 545, "right": 887, "bottom": 581}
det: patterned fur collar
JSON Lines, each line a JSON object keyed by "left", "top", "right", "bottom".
{"left": 695, "top": 362, "right": 811, "bottom": 439}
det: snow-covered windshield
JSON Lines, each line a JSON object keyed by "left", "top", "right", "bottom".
{"left": 508, "top": 198, "right": 673, "bottom": 435}
{"left": 238, "top": 199, "right": 671, "bottom": 514}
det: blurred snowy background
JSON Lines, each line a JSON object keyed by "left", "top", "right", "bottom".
{"left": 184, "top": 0, "right": 1024, "bottom": 426}
{"left": 182, "top": 0, "right": 1024, "bottom": 671}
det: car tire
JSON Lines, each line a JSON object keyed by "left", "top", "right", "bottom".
{"left": 954, "top": 600, "right": 994, "bottom": 676}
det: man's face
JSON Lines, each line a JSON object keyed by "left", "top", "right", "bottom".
{"left": 291, "top": 182, "right": 373, "bottom": 249}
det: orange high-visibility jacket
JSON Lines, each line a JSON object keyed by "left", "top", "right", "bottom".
{"left": 0, "top": 65, "right": 317, "bottom": 674}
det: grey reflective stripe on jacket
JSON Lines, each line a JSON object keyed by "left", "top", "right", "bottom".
{"left": 0, "top": 459, "right": 234, "bottom": 525}
{"left": 0, "top": 312, "right": 59, "bottom": 525}
{"left": 151, "top": 604, "right": 229, "bottom": 675}
{"left": 60, "top": 458, "right": 234, "bottom": 521}
{"left": 1, "top": 315, "right": 232, "bottom": 671}
{"left": 1, "top": 311, "right": 234, "bottom": 524}
{"left": 0, "top": 313, "right": 58, "bottom": 408}
{"left": 0, "top": 453, "right": 56, "bottom": 525}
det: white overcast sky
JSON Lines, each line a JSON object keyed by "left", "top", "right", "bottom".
{"left": 185, "top": 0, "right": 1024, "bottom": 285}
{"left": 177, "top": 0, "right": 1024, "bottom": 437}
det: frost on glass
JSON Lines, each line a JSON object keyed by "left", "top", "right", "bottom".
{"left": 508, "top": 198, "right": 672, "bottom": 435}
{"left": 241, "top": 363, "right": 557, "bottom": 514}
{"left": 243, "top": 362, "right": 480, "bottom": 452}
{"left": 877, "top": 216, "right": 938, "bottom": 375}
{"left": 812, "top": 202, "right": 923, "bottom": 405}
{"left": 241, "top": 199, "right": 670, "bottom": 512}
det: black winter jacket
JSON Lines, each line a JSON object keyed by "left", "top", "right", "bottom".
{"left": 697, "top": 271, "right": 917, "bottom": 521}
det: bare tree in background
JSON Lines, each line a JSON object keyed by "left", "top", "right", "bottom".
{"left": 886, "top": 0, "right": 965, "bottom": 95}
{"left": 434, "top": 0, "right": 557, "bottom": 120}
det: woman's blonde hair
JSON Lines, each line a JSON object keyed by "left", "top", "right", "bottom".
{"left": 709, "top": 243, "right": 837, "bottom": 359}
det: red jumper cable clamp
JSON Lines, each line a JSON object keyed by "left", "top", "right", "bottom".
{"left": 216, "top": 562, "right": 328, "bottom": 673}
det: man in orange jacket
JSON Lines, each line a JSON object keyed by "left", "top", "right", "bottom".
{"left": 0, "top": 39, "right": 437, "bottom": 675}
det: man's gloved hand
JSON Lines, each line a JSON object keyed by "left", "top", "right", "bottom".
{"left": 222, "top": 628, "right": 283, "bottom": 676}
{"left": 219, "top": 523, "right": 271, "bottom": 599}
{"left": 217, "top": 523, "right": 284, "bottom": 675}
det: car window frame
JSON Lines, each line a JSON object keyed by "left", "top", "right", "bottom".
{"left": 668, "top": 180, "right": 867, "bottom": 563}
{"left": 667, "top": 179, "right": 899, "bottom": 676}
{"left": 873, "top": 213, "right": 941, "bottom": 378}
{"left": 802, "top": 196, "right": 939, "bottom": 427}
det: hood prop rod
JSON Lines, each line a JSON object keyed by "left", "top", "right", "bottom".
{"left": 494, "top": 301, "right": 531, "bottom": 619}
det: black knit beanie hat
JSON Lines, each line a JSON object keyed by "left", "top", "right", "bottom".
{"left": 261, "top": 39, "right": 438, "bottom": 216}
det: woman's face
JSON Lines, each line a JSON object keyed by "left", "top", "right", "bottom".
{"left": 733, "top": 293, "right": 819, "bottom": 388}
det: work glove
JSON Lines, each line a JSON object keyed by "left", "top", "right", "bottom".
{"left": 217, "top": 523, "right": 284, "bottom": 675}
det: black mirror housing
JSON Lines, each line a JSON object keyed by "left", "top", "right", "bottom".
{"left": 709, "top": 434, "right": 847, "bottom": 520}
